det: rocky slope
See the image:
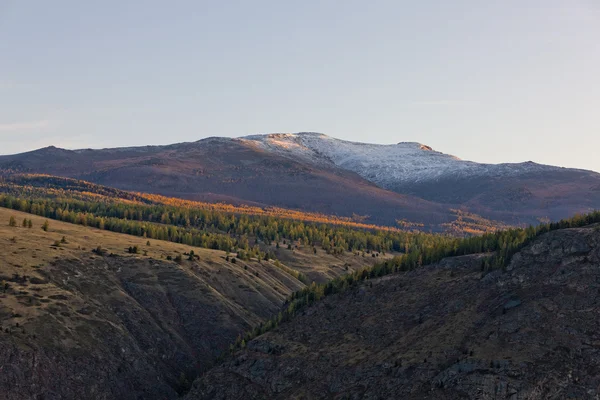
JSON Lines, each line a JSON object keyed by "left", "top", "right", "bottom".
{"left": 186, "top": 223, "right": 600, "bottom": 399}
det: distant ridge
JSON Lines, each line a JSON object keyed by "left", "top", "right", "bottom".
{"left": 1, "top": 132, "right": 599, "bottom": 228}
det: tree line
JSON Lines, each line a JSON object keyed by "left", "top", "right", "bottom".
{"left": 0, "top": 189, "right": 463, "bottom": 256}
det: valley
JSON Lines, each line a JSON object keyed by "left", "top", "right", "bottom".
{"left": 4, "top": 1, "right": 599, "bottom": 397}
{"left": 187, "top": 222, "right": 600, "bottom": 399}
{"left": 0, "top": 136, "right": 599, "bottom": 399}
{"left": 0, "top": 172, "right": 599, "bottom": 399}
{"left": 0, "top": 207, "right": 389, "bottom": 399}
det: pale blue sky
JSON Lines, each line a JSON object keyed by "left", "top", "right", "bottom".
{"left": 1, "top": 1, "right": 599, "bottom": 172}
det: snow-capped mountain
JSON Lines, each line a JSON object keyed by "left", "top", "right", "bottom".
{"left": 2, "top": 132, "right": 599, "bottom": 228}
{"left": 241, "top": 132, "right": 564, "bottom": 190}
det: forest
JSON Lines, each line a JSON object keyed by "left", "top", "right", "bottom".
{"left": 0, "top": 176, "right": 463, "bottom": 256}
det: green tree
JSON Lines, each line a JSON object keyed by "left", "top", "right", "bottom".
{"left": 22, "top": 218, "right": 27, "bottom": 228}
{"left": 8, "top": 216, "right": 17, "bottom": 227}
{"left": 27, "top": 220, "right": 33, "bottom": 229}
{"left": 177, "top": 372, "right": 191, "bottom": 395}
{"left": 41, "top": 220, "right": 49, "bottom": 232}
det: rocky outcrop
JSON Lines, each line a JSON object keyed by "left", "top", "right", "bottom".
{"left": 186, "top": 224, "right": 600, "bottom": 399}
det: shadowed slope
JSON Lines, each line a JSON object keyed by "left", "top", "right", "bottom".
{"left": 186, "top": 224, "right": 600, "bottom": 399}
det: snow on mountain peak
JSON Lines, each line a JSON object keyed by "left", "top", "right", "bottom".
{"left": 240, "top": 133, "right": 556, "bottom": 189}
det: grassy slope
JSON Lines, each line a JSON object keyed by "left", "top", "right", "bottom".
{"left": 0, "top": 207, "right": 308, "bottom": 398}
{"left": 0, "top": 206, "right": 385, "bottom": 332}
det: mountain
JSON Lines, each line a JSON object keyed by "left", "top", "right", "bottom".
{"left": 243, "top": 133, "right": 600, "bottom": 225}
{"left": 2, "top": 132, "right": 599, "bottom": 228}
{"left": 0, "top": 138, "right": 453, "bottom": 229}
{"left": 185, "top": 223, "right": 600, "bottom": 399}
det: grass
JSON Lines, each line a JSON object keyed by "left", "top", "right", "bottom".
{"left": 0, "top": 206, "right": 393, "bottom": 332}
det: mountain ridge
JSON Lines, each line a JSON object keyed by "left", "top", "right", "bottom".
{"left": 6, "top": 132, "right": 594, "bottom": 172}
{"left": 5, "top": 132, "right": 596, "bottom": 175}
{"left": 1, "top": 132, "right": 599, "bottom": 229}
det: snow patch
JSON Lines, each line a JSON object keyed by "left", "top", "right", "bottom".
{"left": 241, "top": 133, "right": 559, "bottom": 188}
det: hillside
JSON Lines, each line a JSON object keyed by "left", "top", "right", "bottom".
{"left": 186, "top": 223, "right": 600, "bottom": 399}
{"left": 0, "top": 207, "right": 385, "bottom": 399}
{"left": 1, "top": 132, "right": 596, "bottom": 227}
{"left": 245, "top": 133, "right": 600, "bottom": 225}
{"left": 0, "top": 138, "right": 453, "bottom": 229}
{"left": 4, "top": 132, "right": 598, "bottom": 229}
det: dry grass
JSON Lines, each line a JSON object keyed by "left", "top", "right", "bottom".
{"left": 0, "top": 207, "right": 300, "bottom": 330}
{"left": 0, "top": 207, "right": 391, "bottom": 331}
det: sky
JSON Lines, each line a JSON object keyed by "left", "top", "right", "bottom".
{"left": 0, "top": 0, "right": 599, "bottom": 172}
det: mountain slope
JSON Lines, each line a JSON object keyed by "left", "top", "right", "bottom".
{"left": 244, "top": 132, "right": 563, "bottom": 186}
{"left": 244, "top": 133, "right": 600, "bottom": 225}
{"left": 0, "top": 207, "right": 385, "bottom": 399}
{"left": 2, "top": 132, "right": 599, "bottom": 227}
{"left": 186, "top": 224, "right": 600, "bottom": 399}
{"left": 0, "top": 138, "right": 453, "bottom": 228}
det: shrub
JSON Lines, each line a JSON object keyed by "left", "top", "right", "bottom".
{"left": 177, "top": 372, "right": 191, "bottom": 395}
{"left": 93, "top": 246, "right": 105, "bottom": 255}
{"left": 41, "top": 220, "right": 49, "bottom": 232}
{"left": 8, "top": 216, "right": 16, "bottom": 227}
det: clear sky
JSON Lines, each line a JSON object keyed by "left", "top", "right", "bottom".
{"left": 1, "top": 1, "right": 599, "bottom": 172}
